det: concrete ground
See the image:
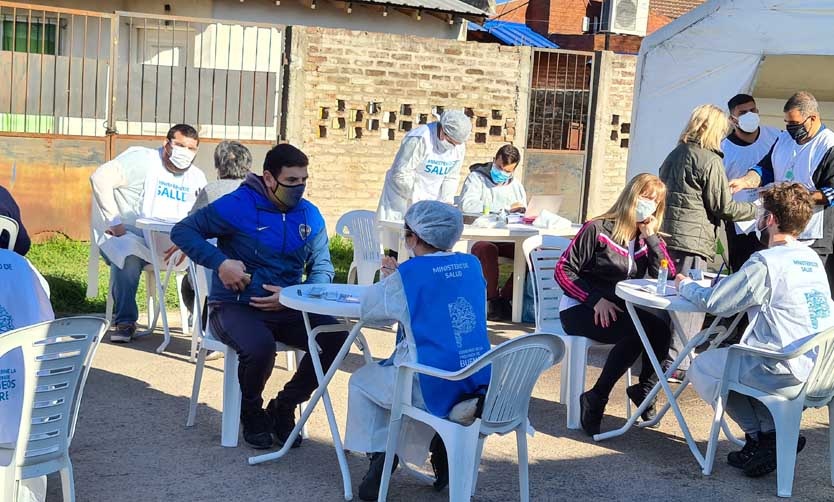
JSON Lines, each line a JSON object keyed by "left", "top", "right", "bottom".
{"left": 45, "top": 315, "right": 833, "bottom": 502}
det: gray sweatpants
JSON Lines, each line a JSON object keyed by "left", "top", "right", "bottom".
{"left": 726, "top": 392, "right": 775, "bottom": 434}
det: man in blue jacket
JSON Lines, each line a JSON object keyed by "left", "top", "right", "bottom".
{"left": 171, "top": 144, "right": 347, "bottom": 450}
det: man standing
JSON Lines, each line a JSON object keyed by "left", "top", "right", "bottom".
{"left": 90, "top": 124, "right": 206, "bottom": 343}
{"left": 376, "top": 110, "right": 472, "bottom": 254}
{"left": 721, "top": 94, "right": 780, "bottom": 273}
{"left": 730, "top": 91, "right": 834, "bottom": 293}
{"left": 171, "top": 144, "right": 348, "bottom": 450}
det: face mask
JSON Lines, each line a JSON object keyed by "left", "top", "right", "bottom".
{"left": 737, "top": 112, "right": 760, "bottom": 134}
{"left": 635, "top": 198, "right": 657, "bottom": 223}
{"left": 168, "top": 143, "right": 196, "bottom": 170}
{"left": 273, "top": 180, "right": 305, "bottom": 210}
{"left": 786, "top": 118, "right": 810, "bottom": 143}
{"left": 755, "top": 213, "right": 771, "bottom": 247}
{"left": 490, "top": 164, "right": 511, "bottom": 184}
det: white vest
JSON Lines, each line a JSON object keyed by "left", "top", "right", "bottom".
{"left": 0, "top": 250, "right": 53, "bottom": 336}
{"left": 721, "top": 126, "right": 780, "bottom": 203}
{"left": 771, "top": 128, "right": 834, "bottom": 239}
{"left": 746, "top": 243, "right": 834, "bottom": 381}
{"left": 408, "top": 123, "right": 465, "bottom": 204}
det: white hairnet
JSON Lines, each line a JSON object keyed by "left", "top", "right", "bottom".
{"left": 404, "top": 201, "right": 464, "bottom": 251}
{"left": 439, "top": 110, "right": 472, "bottom": 144}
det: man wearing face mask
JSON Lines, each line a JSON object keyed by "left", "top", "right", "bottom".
{"left": 721, "top": 94, "right": 780, "bottom": 273}
{"left": 171, "top": 144, "right": 348, "bottom": 450}
{"left": 458, "top": 144, "right": 526, "bottom": 320}
{"left": 90, "top": 124, "right": 206, "bottom": 343}
{"left": 730, "top": 91, "right": 834, "bottom": 294}
{"left": 377, "top": 110, "right": 472, "bottom": 255}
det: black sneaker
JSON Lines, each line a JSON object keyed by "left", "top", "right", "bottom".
{"left": 579, "top": 390, "right": 608, "bottom": 437}
{"left": 626, "top": 384, "right": 658, "bottom": 424}
{"left": 727, "top": 433, "right": 760, "bottom": 469}
{"left": 266, "top": 398, "right": 302, "bottom": 448}
{"left": 240, "top": 408, "right": 274, "bottom": 449}
{"left": 429, "top": 434, "right": 449, "bottom": 491}
{"left": 358, "top": 452, "right": 399, "bottom": 501}
{"left": 487, "top": 298, "right": 512, "bottom": 322}
{"left": 742, "top": 432, "right": 806, "bottom": 477}
{"left": 110, "top": 324, "right": 135, "bottom": 343}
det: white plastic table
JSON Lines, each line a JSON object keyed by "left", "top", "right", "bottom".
{"left": 248, "top": 283, "right": 372, "bottom": 501}
{"left": 593, "top": 278, "right": 744, "bottom": 468}
{"left": 378, "top": 220, "right": 581, "bottom": 322}
{"left": 135, "top": 217, "right": 187, "bottom": 354}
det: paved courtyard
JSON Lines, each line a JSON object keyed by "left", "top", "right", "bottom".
{"left": 46, "top": 316, "right": 834, "bottom": 501}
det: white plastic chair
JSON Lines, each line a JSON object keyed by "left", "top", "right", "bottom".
{"left": 0, "top": 215, "right": 19, "bottom": 251}
{"left": 524, "top": 236, "right": 632, "bottom": 429}
{"left": 703, "top": 326, "right": 834, "bottom": 497}
{"left": 0, "top": 317, "right": 108, "bottom": 502}
{"left": 378, "top": 333, "right": 565, "bottom": 502}
{"left": 334, "top": 210, "right": 382, "bottom": 285}
{"left": 185, "top": 264, "right": 307, "bottom": 447}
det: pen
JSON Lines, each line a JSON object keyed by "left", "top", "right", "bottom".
{"left": 712, "top": 263, "right": 724, "bottom": 287}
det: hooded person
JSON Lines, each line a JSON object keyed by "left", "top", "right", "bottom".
{"left": 345, "top": 200, "right": 492, "bottom": 501}
{"left": 171, "top": 143, "right": 348, "bottom": 451}
{"left": 458, "top": 144, "right": 527, "bottom": 320}
{"left": 376, "top": 110, "right": 473, "bottom": 254}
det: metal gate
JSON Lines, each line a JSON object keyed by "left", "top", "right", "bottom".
{"left": 523, "top": 48, "right": 595, "bottom": 223}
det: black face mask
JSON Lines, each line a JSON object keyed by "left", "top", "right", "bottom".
{"left": 786, "top": 117, "right": 810, "bottom": 143}
{"left": 273, "top": 181, "right": 305, "bottom": 210}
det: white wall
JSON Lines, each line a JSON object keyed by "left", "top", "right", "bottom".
{"left": 754, "top": 98, "right": 834, "bottom": 131}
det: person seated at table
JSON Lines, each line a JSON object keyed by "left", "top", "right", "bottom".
{"left": 90, "top": 124, "right": 206, "bottom": 343}
{"left": 0, "top": 184, "right": 31, "bottom": 256}
{"left": 675, "top": 182, "right": 833, "bottom": 478}
{"left": 458, "top": 144, "right": 526, "bottom": 321}
{"left": 344, "top": 201, "right": 492, "bottom": 501}
{"left": 171, "top": 144, "right": 347, "bottom": 450}
{"left": 555, "top": 173, "right": 675, "bottom": 436}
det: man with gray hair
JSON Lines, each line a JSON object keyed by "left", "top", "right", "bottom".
{"left": 730, "top": 91, "right": 834, "bottom": 292}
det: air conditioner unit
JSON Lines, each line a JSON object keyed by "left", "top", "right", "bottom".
{"left": 601, "top": 0, "right": 649, "bottom": 37}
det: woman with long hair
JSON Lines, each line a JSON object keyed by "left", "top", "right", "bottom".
{"left": 555, "top": 173, "right": 675, "bottom": 436}
{"left": 658, "top": 104, "right": 756, "bottom": 380}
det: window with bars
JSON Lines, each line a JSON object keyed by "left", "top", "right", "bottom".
{"left": 1, "top": 20, "right": 57, "bottom": 54}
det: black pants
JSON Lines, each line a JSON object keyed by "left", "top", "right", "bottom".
{"left": 209, "top": 302, "right": 349, "bottom": 412}
{"left": 560, "top": 303, "right": 672, "bottom": 399}
{"left": 724, "top": 224, "right": 764, "bottom": 274}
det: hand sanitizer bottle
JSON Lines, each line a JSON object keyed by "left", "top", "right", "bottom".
{"left": 656, "top": 259, "right": 669, "bottom": 295}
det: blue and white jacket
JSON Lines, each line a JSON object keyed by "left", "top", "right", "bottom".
{"left": 171, "top": 173, "right": 334, "bottom": 304}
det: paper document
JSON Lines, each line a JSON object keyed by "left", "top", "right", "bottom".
{"left": 639, "top": 284, "right": 678, "bottom": 297}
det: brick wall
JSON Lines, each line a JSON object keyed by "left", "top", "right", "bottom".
{"left": 585, "top": 51, "right": 636, "bottom": 217}
{"left": 289, "top": 27, "right": 528, "bottom": 232}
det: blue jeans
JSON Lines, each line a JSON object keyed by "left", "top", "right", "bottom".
{"left": 100, "top": 225, "right": 149, "bottom": 326}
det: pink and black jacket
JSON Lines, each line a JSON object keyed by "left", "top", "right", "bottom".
{"left": 554, "top": 218, "right": 675, "bottom": 308}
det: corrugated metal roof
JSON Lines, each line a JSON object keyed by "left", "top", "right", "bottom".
{"left": 355, "top": 0, "right": 488, "bottom": 16}
{"left": 469, "top": 20, "right": 559, "bottom": 48}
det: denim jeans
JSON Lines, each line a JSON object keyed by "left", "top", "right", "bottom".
{"left": 100, "top": 225, "right": 149, "bottom": 326}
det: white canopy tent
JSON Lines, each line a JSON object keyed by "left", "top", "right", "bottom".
{"left": 626, "top": 0, "right": 834, "bottom": 180}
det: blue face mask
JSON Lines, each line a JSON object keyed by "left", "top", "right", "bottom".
{"left": 490, "top": 164, "right": 511, "bottom": 184}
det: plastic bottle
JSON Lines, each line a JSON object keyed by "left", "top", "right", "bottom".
{"left": 656, "top": 259, "right": 669, "bottom": 295}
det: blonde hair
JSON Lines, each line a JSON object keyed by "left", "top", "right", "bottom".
{"left": 595, "top": 173, "right": 667, "bottom": 245}
{"left": 679, "top": 104, "right": 730, "bottom": 152}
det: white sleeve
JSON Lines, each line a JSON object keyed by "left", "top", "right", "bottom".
{"left": 360, "top": 272, "right": 409, "bottom": 325}
{"left": 90, "top": 158, "right": 129, "bottom": 227}
{"left": 387, "top": 138, "right": 427, "bottom": 204}
{"left": 678, "top": 256, "right": 769, "bottom": 317}
{"left": 439, "top": 162, "right": 462, "bottom": 204}
{"left": 458, "top": 173, "right": 485, "bottom": 213}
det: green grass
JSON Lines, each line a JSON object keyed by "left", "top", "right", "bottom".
{"left": 28, "top": 235, "right": 355, "bottom": 315}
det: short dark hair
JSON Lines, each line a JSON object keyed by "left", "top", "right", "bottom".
{"left": 784, "top": 91, "right": 819, "bottom": 117}
{"left": 214, "top": 140, "right": 252, "bottom": 179}
{"left": 727, "top": 94, "right": 755, "bottom": 113}
{"left": 495, "top": 144, "right": 521, "bottom": 165}
{"left": 761, "top": 182, "right": 814, "bottom": 236}
{"left": 263, "top": 143, "right": 309, "bottom": 177}
{"left": 167, "top": 124, "right": 199, "bottom": 142}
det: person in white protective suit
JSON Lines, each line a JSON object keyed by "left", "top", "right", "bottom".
{"left": 376, "top": 110, "right": 472, "bottom": 254}
{"left": 345, "top": 201, "right": 491, "bottom": 501}
{"left": 675, "top": 182, "right": 834, "bottom": 479}
{"left": 89, "top": 124, "right": 206, "bottom": 343}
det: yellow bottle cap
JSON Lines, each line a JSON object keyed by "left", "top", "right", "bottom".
{"left": 660, "top": 259, "right": 668, "bottom": 268}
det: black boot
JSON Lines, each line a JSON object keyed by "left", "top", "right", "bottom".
{"left": 240, "top": 407, "right": 274, "bottom": 450}
{"left": 266, "top": 398, "right": 302, "bottom": 448}
{"left": 727, "top": 433, "right": 760, "bottom": 469}
{"left": 743, "top": 431, "right": 806, "bottom": 477}
{"left": 626, "top": 383, "right": 658, "bottom": 424}
{"left": 430, "top": 434, "right": 449, "bottom": 491}
{"left": 579, "top": 390, "right": 608, "bottom": 436}
{"left": 487, "top": 298, "right": 512, "bottom": 322}
{"left": 358, "top": 452, "right": 399, "bottom": 501}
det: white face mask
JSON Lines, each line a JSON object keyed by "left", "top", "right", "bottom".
{"left": 635, "top": 198, "right": 657, "bottom": 223}
{"left": 737, "top": 112, "right": 760, "bottom": 134}
{"left": 169, "top": 143, "right": 196, "bottom": 170}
